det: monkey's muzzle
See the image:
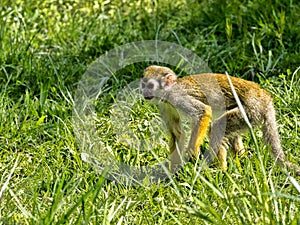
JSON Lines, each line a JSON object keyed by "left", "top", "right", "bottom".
{"left": 144, "top": 96, "right": 154, "bottom": 100}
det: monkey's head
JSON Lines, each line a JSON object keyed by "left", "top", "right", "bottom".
{"left": 141, "top": 65, "right": 177, "bottom": 100}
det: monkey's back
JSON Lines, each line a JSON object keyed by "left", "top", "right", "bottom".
{"left": 178, "top": 73, "right": 272, "bottom": 111}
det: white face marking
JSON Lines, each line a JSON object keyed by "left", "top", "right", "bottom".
{"left": 146, "top": 78, "right": 159, "bottom": 90}
{"left": 141, "top": 78, "right": 161, "bottom": 99}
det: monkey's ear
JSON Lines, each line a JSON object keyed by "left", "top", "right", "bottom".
{"left": 164, "top": 73, "right": 177, "bottom": 86}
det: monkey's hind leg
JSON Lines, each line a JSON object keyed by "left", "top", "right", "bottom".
{"left": 218, "top": 144, "right": 228, "bottom": 171}
{"left": 231, "top": 135, "right": 246, "bottom": 157}
{"left": 210, "top": 108, "right": 247, "bottom": 171}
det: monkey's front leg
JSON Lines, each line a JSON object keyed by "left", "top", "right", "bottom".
{"left": 162, "top": 94, "right": 211, "bottom": 172}
{"left": 186, "top": 103, "right": 212, "bottom": 158}
{"left": 159, "top": 103, "right": 185, "bottom": 172}
{"left": 169, "top": 125, "right": 186, "bottom": 172}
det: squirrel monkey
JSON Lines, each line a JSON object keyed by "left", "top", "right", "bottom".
{"left": 141, "top": 65, "right": 300, "bottom": 175}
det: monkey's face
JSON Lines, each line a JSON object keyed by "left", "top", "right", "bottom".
{"left": 141, "top": 66, "right": 177, "bottom": 100}
{"left": 141, "top": 78, "right": 161, "bottom": 100}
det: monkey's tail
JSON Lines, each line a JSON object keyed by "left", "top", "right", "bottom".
{"left": 263, "top": 103, "right": 300, "bottom": 176}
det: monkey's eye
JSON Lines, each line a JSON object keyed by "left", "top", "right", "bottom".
{"left": 147, "top": 82, "right": 154, "bottom": 89}
{"left": 163, "top": 73, "right": 169, "bottom": 77}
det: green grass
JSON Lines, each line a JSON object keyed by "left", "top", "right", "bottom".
{"left": 1, "top": 0, "right": 300, "bottom": 224}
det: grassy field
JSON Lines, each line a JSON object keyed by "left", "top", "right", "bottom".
{"left": 1, "top": 0, "right": 300, "bottom": 224}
